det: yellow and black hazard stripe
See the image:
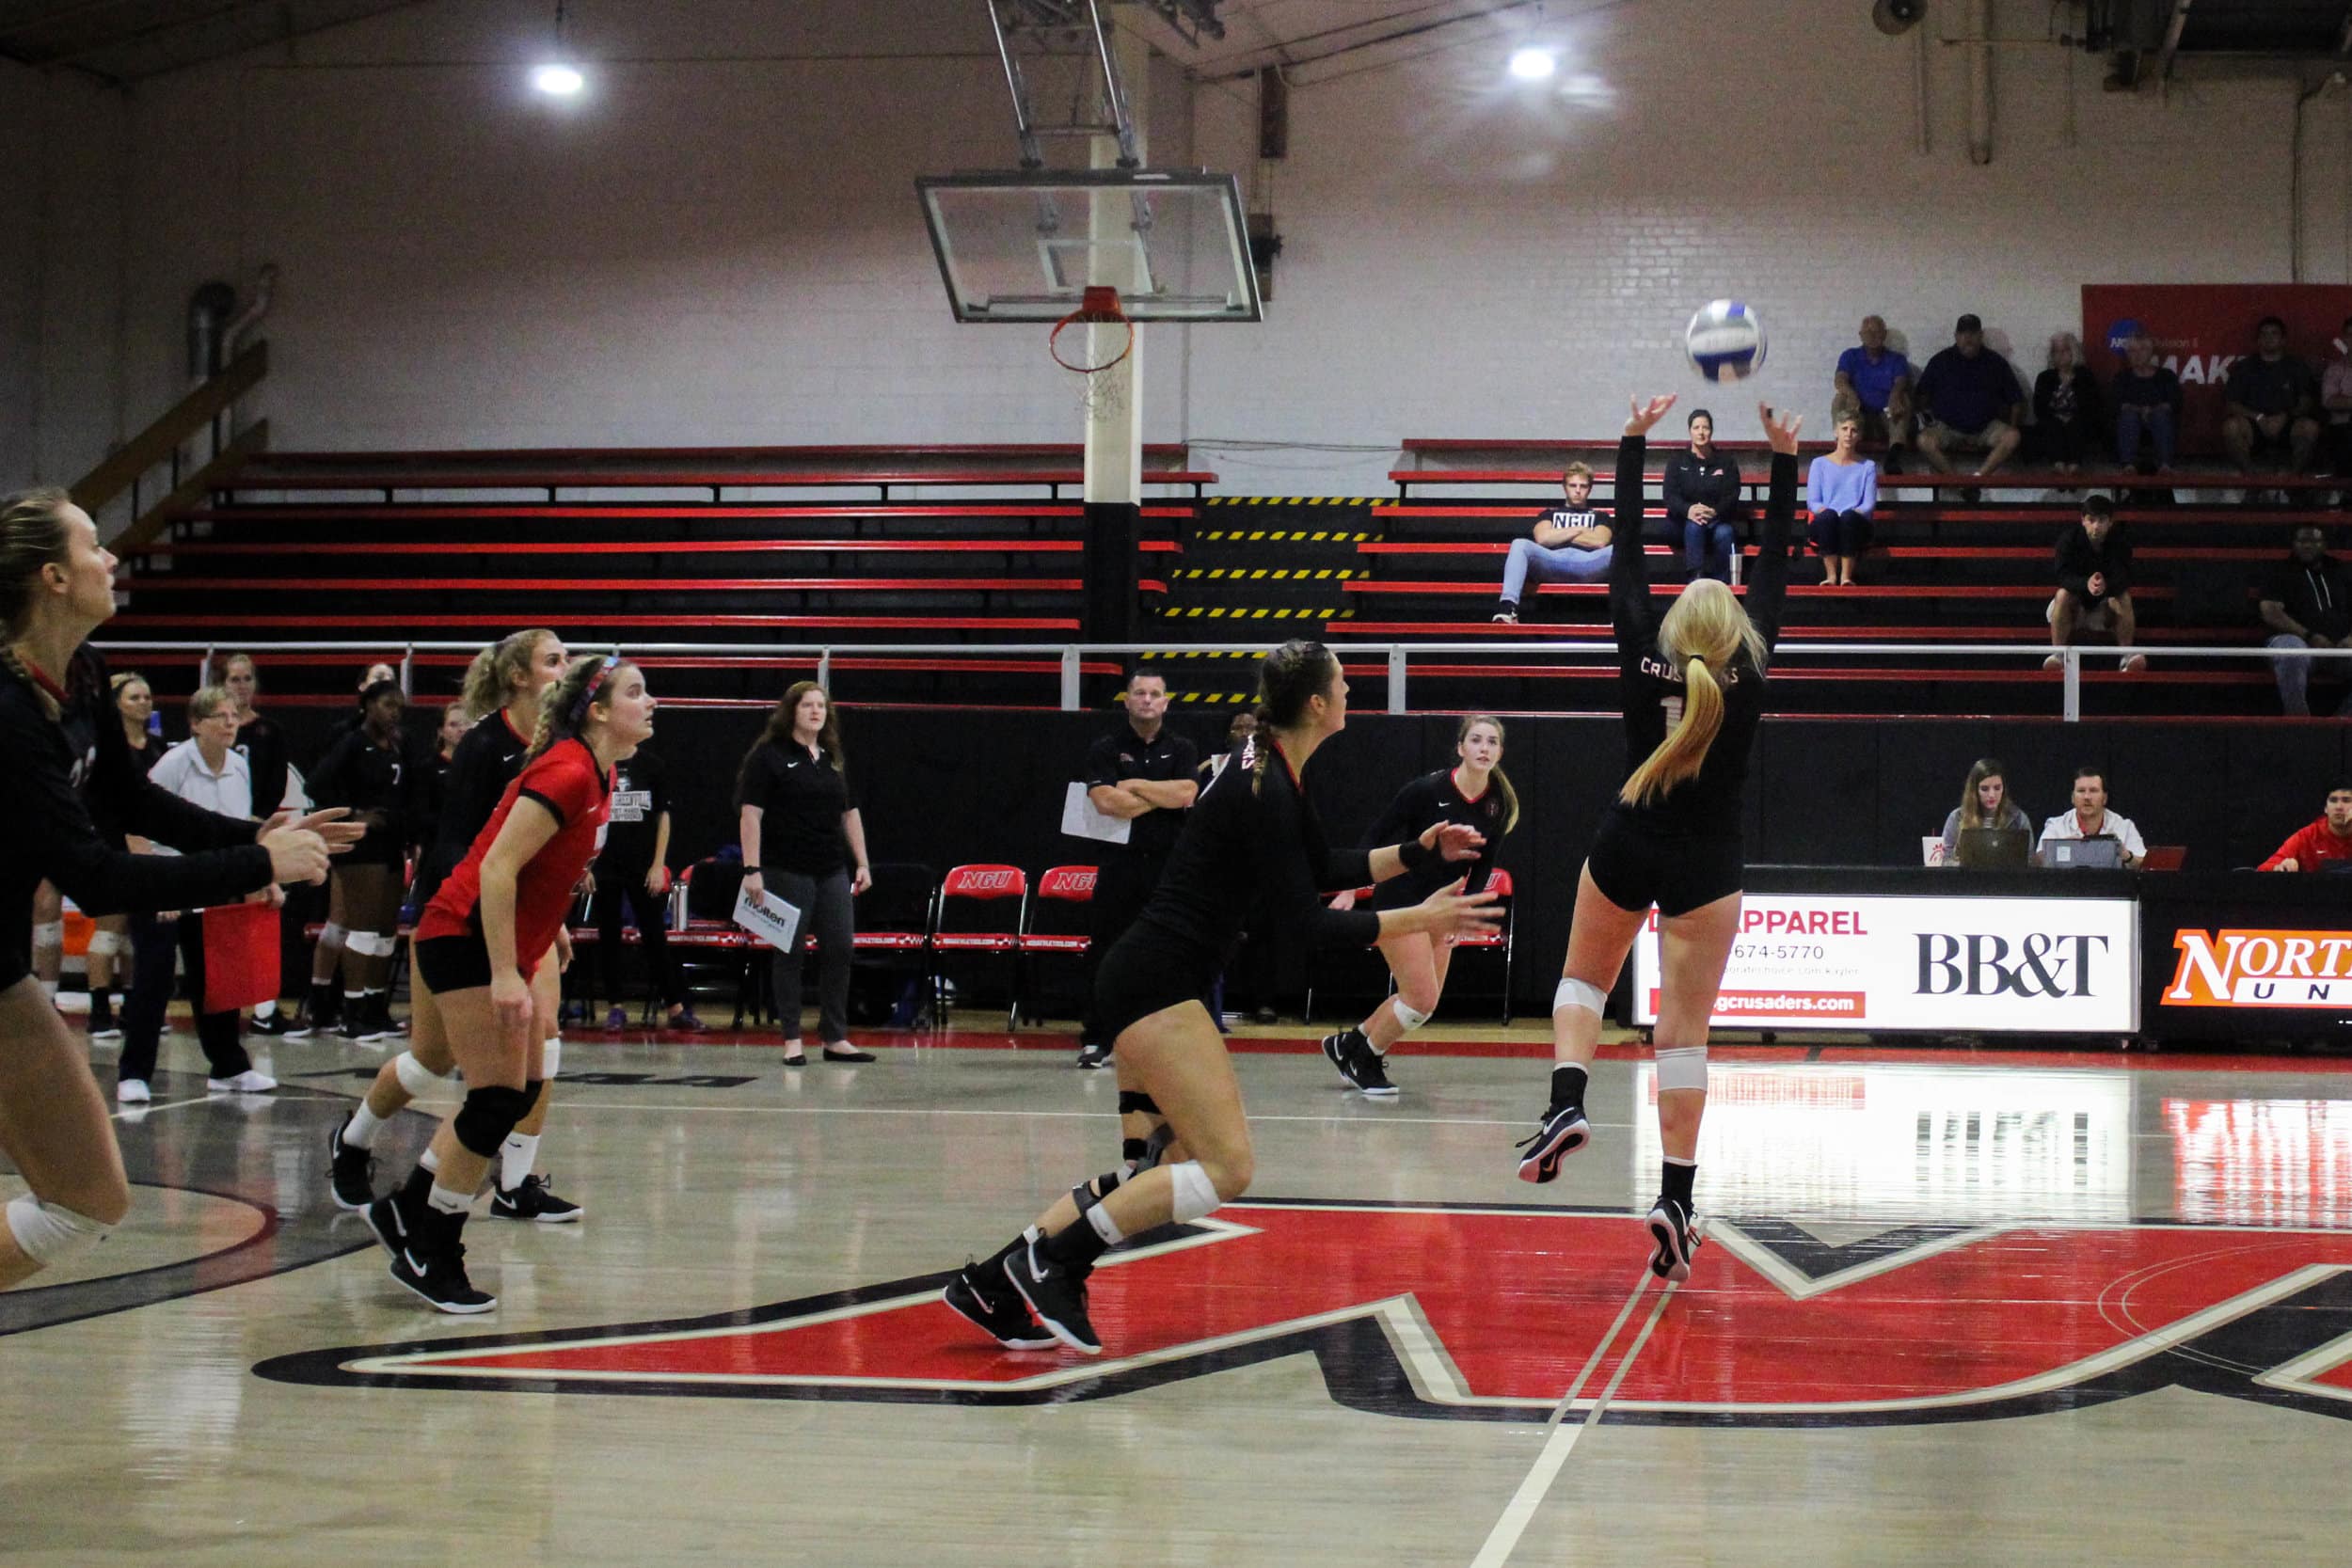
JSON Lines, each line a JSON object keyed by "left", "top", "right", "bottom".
{"left": 1202, "top": 497, "right": 1391, "bottom": 507}
{"left": 1195, "top": 529, "right": 1373, "bottom": 543}
{"left": 1173, "top": 567, "right": 1360, "bottom": 581}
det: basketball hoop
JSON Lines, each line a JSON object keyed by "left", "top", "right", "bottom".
{"left": 1050, "top": 285, "right": 1134, "bottom": 419}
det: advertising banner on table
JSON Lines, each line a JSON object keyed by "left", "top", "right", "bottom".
{"left": 1629, "top": 894, "right": 2139, "bottom": 1034}
{"left": 2079, "top": 283, "right": 2352, "bottom": 459}
{"left": 2141, "top": 890, "right": 2352, "bottom": 1042}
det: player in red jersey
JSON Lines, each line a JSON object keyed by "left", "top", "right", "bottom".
{"left": 362, "top": 655, "right": 655, "bottom": 1312}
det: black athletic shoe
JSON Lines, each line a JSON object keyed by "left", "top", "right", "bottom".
{"left": 1514, "top": 1102, "right": 1591, "bottom": 1184}
{"left": 389, "top": 1212, "right": 497, "bottom": 1314}
{"left": 1003, "top": 1239, "right": 1101, "bottom": 1354}
{"left": 1323, "top": 1029, "right": 1397, "bottom": 1098}
{"left": 490, "top": 1172, "right": 583, "bottom": 1224}
{"left": 87, "top": 995, "right": 119, "bottom": 1041}
{"left": 1645, "top": 1196, "right": 1701, "bottom": 1283}
{"left": 361, "top": 1191, "right": 412, "bottom": 1261}
{"left": 328, "top": 1117, "right": 376, "bottom": 1212}
{"left": 1074, "top": 1040, "right": 1113, "bottom": 1069}
{"left": 943, "top": 1259, "right": 1057, "bottom": 1350}
{"left": 248, "top": 1008, "right": 293, "bottom": 1037}
{"left": 356, "top": 994, "right": 398, "bottom": 1046}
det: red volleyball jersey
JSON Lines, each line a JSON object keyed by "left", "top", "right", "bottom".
{"left": 419, "top": 736, "right": 611, "bottom": 976}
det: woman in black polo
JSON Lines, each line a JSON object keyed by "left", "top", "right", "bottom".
{"left": 737, "top": 682, "right": 872, "bottom": 1064}
{"left": 1662, "top": 407, "right": 1745, "bottom": 583}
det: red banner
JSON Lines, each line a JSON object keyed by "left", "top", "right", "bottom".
{"left": 200, "top": 900, "right": 281, "bottom": 1014}
{"left": 2079, "top": 283, "right": 2352, "bottom": 457}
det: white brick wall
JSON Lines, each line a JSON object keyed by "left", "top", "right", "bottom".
{"left": 6, "top": 0, "right": 2347, "bottom": 493}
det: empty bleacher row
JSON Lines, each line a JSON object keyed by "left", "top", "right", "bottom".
{"left": 106, "top": 438, "right": 2352, "bottom": 720}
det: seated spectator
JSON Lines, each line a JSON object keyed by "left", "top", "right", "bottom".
{"left": 1662, "top": 407, "right": 1743, "bottom": 582}
{"left": 2039, "top": 766, "right": 2145, "bottom": 868}
{"left": 1804, "top": 413, "right": 1877, "bottom": 586}
{"left": 2221, "top": 314, "right": 2320, "bottom": 476}
{"left": 2046, "top": 494, "right": 2145, "bottom": 673}
{"left": 2111, "top": 331, "right": 2183, "bottom": 471}
{"left": 1493, "top": 461, "right": 1612, "bottom": 624}
{"left": 2323, "top": 316, "right": 2352, "bottom": 487}
{"left": 2031, "top": 332, "right": 2105, "bottom": 474}
{"left": 1915, "top": 313, "right": 2024, "bottom": 492}
{"left": 2259, "top": 781, "right": 2352, "bottom": 871}
{"left": 1831, "top": 314, "right": 1915, "bottom": 472}
{"left": 1939, "top": 757, "right": 2031, "bottom": 860}
{"left": 2258, "top": 523, "right": 2352, "bottom": 716}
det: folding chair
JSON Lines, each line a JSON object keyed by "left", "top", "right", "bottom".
{"left": 850, "top": 861, "right": 937, "bottom": 1028}
{"left": 1300, "top": 885, "right": 1379, "bottom": 1027}
{"left": 1447, "top": 868, "right": 1518, "bottom": 1023}
{"left": 930, "top": 864, "right": 1028, "bottom": 1029}
{"left": 672, "top": 859, "right": 756, "bottom": 1028}
{"left": 1019, "top": 864, "right": 1097, "bottom": 1024}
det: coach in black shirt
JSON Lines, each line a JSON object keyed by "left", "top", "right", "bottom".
{"left": 1075, "top": 669, "right": 1199, "bottom": 1066}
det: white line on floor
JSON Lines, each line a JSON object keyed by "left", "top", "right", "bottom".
{"left": 521, "top": 1101, "right": 1637, "bottom": 1130}
{"left": 1470, "top": 1274, "right": 1677, "bottom": 1568}
{"left": 111, "top": 1094, "right": 218, "bottom": 1121}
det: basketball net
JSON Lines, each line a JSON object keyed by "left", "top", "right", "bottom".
{"left": 1050, "top": 285, "right": 1134, "bottom": 420}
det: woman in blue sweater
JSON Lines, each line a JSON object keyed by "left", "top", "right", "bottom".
{"left": 1805, "top": 412, "right": 1879, "bottom": 587}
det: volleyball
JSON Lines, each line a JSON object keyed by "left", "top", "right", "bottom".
{"left": 1685, "top": 300, "right": 1767, "bottom": 382}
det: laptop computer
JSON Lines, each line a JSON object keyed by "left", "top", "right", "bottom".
{"left": 2048, "top": 835, "right": 2123, "bottom": 869}
{"left": 1955, "top": 827, "right": 2031, "bottom": 868}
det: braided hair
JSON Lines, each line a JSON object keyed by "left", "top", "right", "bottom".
{"left": 1248, "top": 640, "right": 1339, "bottom": 794}
{"left": 528, "top": 653, "right": 630, "bottom": 760}
{"left": 0, "top": 487, "right": 77, "bottom": 722}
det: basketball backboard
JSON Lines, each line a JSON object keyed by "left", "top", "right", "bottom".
{"left": 915, "top": 168, "right": 1263, "bottom": 324}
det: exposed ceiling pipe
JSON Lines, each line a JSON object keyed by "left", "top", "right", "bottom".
{"left": 1966, "top": 0, "right": 1994, "bottom": 164}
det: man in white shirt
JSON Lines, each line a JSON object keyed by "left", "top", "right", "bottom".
{"left": 2038, "top": 766, "right": 2145, "bottom": 868}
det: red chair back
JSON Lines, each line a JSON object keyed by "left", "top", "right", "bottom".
{"left": 1038, "top": 864, "right": 1098, "bottom": 902}
{"left": 942, "top": 863, "right": 1026, "bottom": 902}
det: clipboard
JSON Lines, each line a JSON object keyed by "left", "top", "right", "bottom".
{"left": 1061, "top": 781, "right": 1132, "bottom": 846}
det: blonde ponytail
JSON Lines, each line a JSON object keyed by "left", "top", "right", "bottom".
{"left": 1621, "top": 655, "right": 1725, "bottom": 807}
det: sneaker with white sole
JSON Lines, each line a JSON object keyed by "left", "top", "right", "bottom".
{"left": 327, "top": 1117, "right": 377, "bottom": 1212}
{"left": 1514, "top": 1101, "right": 1590, "bottom": 1183}
{"left": 207, "top": 1069, "right": 277, "bottom": 1094}
{"left": 1645, "top": 1196, "right": 1702, "bottom": 1282}
{"left": 115, "top": 1078, "right": 151, "bottom": 1104}
{"left": 943, "top": 1254, "right": 1057, "bottom": 1350}
{"left": 1003, "top": 1237, "right": 1102, "bottom": 1354}
{"left": 388, "top": 1210, "right": 497, "bottom": 1314}
{"left": 490, "top": 1173, "right": 583, "bottom": 1223}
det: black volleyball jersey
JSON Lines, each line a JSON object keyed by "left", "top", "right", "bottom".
{"left": 1609, "top": 434, "right": 1795, "bottom": 833}
{"left": 0, "top": 649, "right": 271, "bottom": 983}
{"left": 1132, "top": 736, "right": 1381, "bottom": 959}
{"left": 1365, "top": 768, "right": 1503, "bottom": 909}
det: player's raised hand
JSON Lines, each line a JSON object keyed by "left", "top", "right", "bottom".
{"left": 1625, "top": 394, "right": 1678, "bottom": 438}
{"left": 1760, "top": 403, "right": 1804, "bottom": 455}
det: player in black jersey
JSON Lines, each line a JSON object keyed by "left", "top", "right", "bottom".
{"left": 1320, "top": 714, "right": 1519, "bottom": 1097}
{"left": 940, "top": 641, "right": 1501, "bottom": 1354}
{"left": 306, "top": 679, "right": 418, "bottom": 1043}
{"left": 326, "top": 628, "right": 584, "bottom": 1224}
{"left": 0, "top": 488, "right": 351, "bottom": 1288}
{"left": 1514, "top": 398, "right": 1801, "bottom": 1285}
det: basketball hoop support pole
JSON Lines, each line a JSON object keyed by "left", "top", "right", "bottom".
{"left": 1080, "top": 21, "right": 1148, "bottom": 654}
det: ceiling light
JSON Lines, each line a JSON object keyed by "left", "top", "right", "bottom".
{"left": 1508, "top": 47, "right": 1557, "bottom": 81}
{"left": 532, "top": 62, "right": 585, "bottom": 96}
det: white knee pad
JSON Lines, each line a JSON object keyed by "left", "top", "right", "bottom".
{"left": 1167, "top": 1160, "right": 1223, "bottom": 1225}
{"left": 1554, "top": 977, "right": 1608, "bottom": 1018}
{"left": 6, "top": 1194, "right": 113, "bottom": 1265}
{"left": 1389, "top": 997, "right": 1431, "bottom": 1033}
{"left": 393, "top": 1051, "right": 451, "bottom": 1098}
{"left": 540, "top": 1037, "right": 561, "bottom": 1078}
{"left": 31, "top": 921, "right": 62, "bottom": 947}
{"left": 318, "top": 922, "right": 348, "bottom": 947}
{"left": 345, "top": 930, "right": 397, "bottom": 958}
{"left": 1654, "top": 1045, "right": 1708, "bottom": 1093}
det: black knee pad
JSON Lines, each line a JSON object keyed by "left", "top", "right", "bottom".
{"left": 1118, "top": 1091, "right": 1160, "bottom": 1117}
{"left": 523, "top": 1077, "right": 547, "bottom": 1112}
{"left": 453, "top": 1084, "right": 534, "bottom": 1159}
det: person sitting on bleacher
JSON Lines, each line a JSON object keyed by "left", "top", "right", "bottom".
{"left": 1492, "top": 462, "right": 1613, "bottom": 624}
{"left": 2322, "top": 317, "right": 2352, "bottom": 491}
{"left": 1804, "top": 414, "right": 1877, "bottom": 587}
{"left": 2111, "top": 332, "right": 2183, "bottom": 472}
{"left": 1831, "top": 315, "right": 1915, "bottom": 473}
{"left": 1915, "top": 313, "right": 2024, "bottom": 497}
{"left": 2259, "top": 781, "right": 2352, "bottom": 871}
{"left": 2258, "top": 523, "right": 2352, "bottom": 716}
{"left": 2222, "top": 315, "right": 2321, "bottom": 478}
{"left": 2039, "top": 767, "right": 2145, "bottom": 869}
{"left": 2046, "top": 494, "right": 2146, "bottom": 673}
{"left": 1661, "top": 408, "right": 1744, "bottom": 583}
{"left": 2031, "top": 332, "right": 2105, "bottom": 476}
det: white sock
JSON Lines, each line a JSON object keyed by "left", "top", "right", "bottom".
{"left": 426, "top": 1181, "right": 472, "bottom": 1215}
{"left": 343, "top": 1102, "right": 387, "bottom": 1149}
{"left": 254, "top": 999, "right": 277, "bottom": 1021}
{"left": 420, "top": 1146, "right": 440, "bottom": 1173}
{"left": 501, "top": 1132, "right": 541, "bottom": 1192}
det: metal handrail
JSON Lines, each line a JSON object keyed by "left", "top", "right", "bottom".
{"left": 92, "top": 637, "right": 2352, "bottom": 722}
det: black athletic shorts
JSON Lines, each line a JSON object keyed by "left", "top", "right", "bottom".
{"left": 413, "top": 931, "right": 495, "bottom": 995}
{"left": 1090, "top": 922, "right": 1222, "bottom": 1044}
{"left": 1583, "top": 806, "right": 1744, "bottom": 919}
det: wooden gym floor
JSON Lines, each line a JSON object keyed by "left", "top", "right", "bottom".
{"left": 7, "top": 1018, "right": 2350, "bottom": 1566}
